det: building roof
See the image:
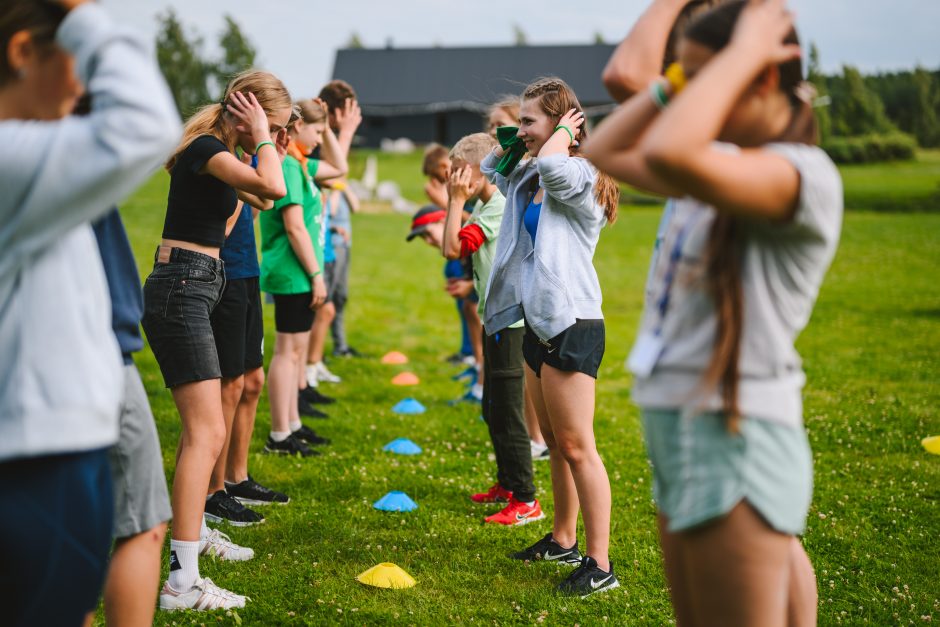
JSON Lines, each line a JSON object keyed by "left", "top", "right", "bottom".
{"left": 331, "top": 44, "right": 617, "bottom": 114}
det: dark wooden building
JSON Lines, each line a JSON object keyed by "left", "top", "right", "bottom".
{"left": 330, "top": 44, "right": 618, "bottom": 147}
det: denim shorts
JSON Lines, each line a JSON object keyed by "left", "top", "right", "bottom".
{"left": 641, "top": 409, "right": 813, "bottom": 535}
{"left": 141, "top": 247, "right": 225, "bottom": 388}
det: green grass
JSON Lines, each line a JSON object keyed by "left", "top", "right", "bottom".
{"left": 107, "top": 155, "right": 940, "bottom": 625}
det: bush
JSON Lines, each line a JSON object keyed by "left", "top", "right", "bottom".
{"left": 823, "top": 132, "right": 917, "bottom": 163}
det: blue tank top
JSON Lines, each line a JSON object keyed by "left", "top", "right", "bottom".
{"left": 523, "top": 196, "right": 542, "bottom": 243}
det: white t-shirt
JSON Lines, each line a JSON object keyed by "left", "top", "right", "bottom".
{"left": 632, "top": 143, "right": 844, "bottom": 427}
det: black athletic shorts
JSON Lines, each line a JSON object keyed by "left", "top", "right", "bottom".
{"left": 272, "top": 292, "right": 315, "bottom": 333}
{"left": 210, "top": 276, "right": 264, "bottom": 378}
{"left": 522, "top": 318, "right": 605, "bottom": 379}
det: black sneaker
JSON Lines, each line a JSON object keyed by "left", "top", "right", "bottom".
{"left": 292, "top": 424, "right": 331, "bottom": 446}
{"left": 298, "top": 395, "right": 328, "bottom": 418}
{"left": 264, "top": 434, "right": 320, "bottom": 457}
{"left": 300, "top": 386, "right": 335, "bottom": 405}
{"left": 334, "top": 346, "right": 362, "bottom": 358}
{"left": 557, "top": 556, "right": 620, "bottom": 598}
{"left": 510, "top": 533, "right": 582, "bottom": 565}
{"left": 224, "top": 476, "right": 290, "bottom": 506}
{"left": 204, "top": 490, "right": 265, "bottom": 527}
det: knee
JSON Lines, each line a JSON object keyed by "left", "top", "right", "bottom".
{"left": 243, "top": 369, "right": 265, "bottom": 399}
{"left": 554, "top": 435, "right": 593, "bottom": 467}
{"left": 221, "top": 377, "right": 245, "bottom": 403}
{"left": 184, "top": 418, "right": 227, "bottom": 458}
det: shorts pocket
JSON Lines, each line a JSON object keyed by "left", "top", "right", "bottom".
{"left": 142, "top": 277, "right": 176, "bottom": 319}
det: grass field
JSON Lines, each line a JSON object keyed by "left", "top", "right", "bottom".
{"left": 106, "top": 152, "right": 940, "bottom": 625}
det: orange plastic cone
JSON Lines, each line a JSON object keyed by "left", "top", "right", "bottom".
{"left": 391, "top": 372, "right": 420, "bottom": 386}
{"left": 381, "top": 351, "right": 409, "bottom": 365}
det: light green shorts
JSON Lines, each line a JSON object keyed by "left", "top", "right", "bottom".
{"left": 641, "top": 409, "right": 813, "bottom": 535}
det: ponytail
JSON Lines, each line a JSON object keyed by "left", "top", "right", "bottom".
{"left": 164, "top": 103, "right": 227, "bottom": 171}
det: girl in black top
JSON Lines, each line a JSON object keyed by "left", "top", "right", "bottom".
{"left": 141, "top": 69, "right": 291, "bottom": 611}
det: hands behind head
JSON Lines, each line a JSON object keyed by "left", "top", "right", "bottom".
{"left": 556, "top": 108, "right": 585, "bottom": 146}
{"left": 226, "top": 91, "right": 272, "bottom": 146}
{"left": 731, "top": 0, "right": 801, "bottom": 67}
{"left": 334, "top": 98, "right": 363, "bottom": 133}
{"left": 446, "top": 165, "right": 483, "bottom": 202}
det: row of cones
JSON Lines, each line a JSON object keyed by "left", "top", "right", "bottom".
{"left": 358, "top": 351, "right": 421, "bottom": 589}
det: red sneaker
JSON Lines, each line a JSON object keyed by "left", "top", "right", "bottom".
{"left": 470, "top": 483, "right": 513, "bottom": 504}
{"left": 485, "top": 497, "right": 545, "bottom": 526}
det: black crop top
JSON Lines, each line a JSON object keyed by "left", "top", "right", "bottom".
{"left": 162, "top": 135, "right": 238, "bottom": 247}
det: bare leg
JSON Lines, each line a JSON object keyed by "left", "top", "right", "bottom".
{"left": 787, "top": 538, "right": 818, "bottom": 627}
{"left": 523, "top": 384, "right": 545, "bottom": 445}
{"left": 103, "top": 522, "right": 168, "bottom": 626}
{"left": 225, "top": 367, "right": 264, "bottom": 484}
{"left": 170, "top": 379, "right": 226, "bottom": 541}
{"left": 307, "top": 303, "right": 335, "bottom": 365}
{"left": 208, "top": 375, "right": 244, "bottom": 494}
{"left": 525, "top": 364, "right": 579, "bottom": 549}
{"left": 539, "top": 364, "right": 610, "bottom": 570}
{"left": 682, "top": 502, "right": 791, "bottom": 627}
{"left": 269, "top": 332, "right": 308, "bottom": 434}
{"left": 658, "top": 513, "right": 697, "bottom": 627}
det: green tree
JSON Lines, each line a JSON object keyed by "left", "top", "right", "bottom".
{"left": 830, "top": 65, "right": 894, "bottom": 136}
{"left": 155, "top": 8, "right": 211, "bottom": 118}
{"left": 593, "top": 31, "right": 606, "bottom": 45}
{"left": 911, "top": 67, "right": 940, "bottom": 147}
{"left": 512, "top": 24, "right": 528, "bottom": 46}
{"left": 212, "top": 15, "right": 257, "bottom": 94}
{"left": 346, "top": 32, "right": 364, "bottom": 49}
{"left": 807, "top": 43, "right": 832, "bottom": 142}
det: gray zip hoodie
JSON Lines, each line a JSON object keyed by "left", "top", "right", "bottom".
{"left": 481, "top": 150, "right": 606, "bottom": 340}
{"left": 0, "top": 4, "right": 181, "bottom": 461}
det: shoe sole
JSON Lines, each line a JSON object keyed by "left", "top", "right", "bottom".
{"left": 231, "top": 496, "right": 290, "bottom": 507}
{"left": 263, "top": 446, "right": 320, "bottom": 458}
{"left": 483, "top": 511, "right": 546, "bottom": 526}
{"left": 532, "top": 452, "right": 551, "bottom": 461}
{"left": 203, "top": 512, "right": 264, "bottom": 527}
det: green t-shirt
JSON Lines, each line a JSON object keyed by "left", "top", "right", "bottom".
{"left": 305, "top": 160, "right": 325, "bottom": 259}
{"left": 259, "top": 156, "right": 322, "bottom": 294}
{"left": 468, "top": 189, "right": 520, "bottom": 327}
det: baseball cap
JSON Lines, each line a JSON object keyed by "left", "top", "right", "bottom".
{"left": 406, "top": 205, "right": 446, "bottom": 241}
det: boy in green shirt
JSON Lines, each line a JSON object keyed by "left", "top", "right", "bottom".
{"left": 441, "top": 133, "right": 542, "bottom": 527}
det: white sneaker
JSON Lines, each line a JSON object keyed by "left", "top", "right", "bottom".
{"left": 305, "top": 364, "right": 319, "bottom": 388}
{"left": 530, "top": 440, "right": 550, "bottom": 461}
{"left": 200, "top": 528, "right": 254, "bottom": 561}
{"left": 315, "top": 361, "right": 341, "bottom": 383}
{"left": 159, "top": 577, "right": 246, "bottom": 611}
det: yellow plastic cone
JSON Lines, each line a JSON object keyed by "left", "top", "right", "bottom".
{"left": 391, "top": 372, "right": 420, "bottom": 386}
{"left": 356, "top": 563, "right": 416, "bottom": 589}
{"left": 922, "top": 435, "right": 940, "bottom": 455}
{"left": 381, "top": 351, "right": 409, "bottom": 365}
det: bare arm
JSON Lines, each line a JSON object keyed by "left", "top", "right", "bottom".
{"left": 441, "top": 166, "right": 480, "bottom": 260}
{"left": 282, "top": 204, "right": 327, "bottom": 308}
{"left": 313, "top": 127, "right": 349, "bottom": 182}
{"left": 425, "top": 180, "right": 449, "bottom": 210}
{"left": 640, "top": 0, "right": 802, "bottom": 220}
{"left": 582, "top": 86, "right": 682, "bottom": 197}
{"left": 603, "top": 0, "right": 692, "bottom": 102}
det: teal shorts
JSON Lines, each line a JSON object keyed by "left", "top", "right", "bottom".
{"left": 641, "top": 409, "right": 813, "bottom": 535}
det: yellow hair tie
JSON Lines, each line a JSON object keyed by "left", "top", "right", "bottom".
{"left": 332, "top": 180, "right": 348, "bottom": 191}
{"left": 664, "top": 62, "right": 687, "bottom": 94}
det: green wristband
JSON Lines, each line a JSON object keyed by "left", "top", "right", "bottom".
{"left": 650, "top": 81, "right": 669, "bottom": 110}
{"left": 554, "top": 125, "right": 575, "bottom": 144}
{"left": 309, "top": 271, "right": 322, "bottom": 279}
{"left": 255, "top": 140, "right": 275, "bottom": 154}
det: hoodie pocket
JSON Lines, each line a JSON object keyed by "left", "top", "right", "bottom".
{"left": 526, "top": 257, "right": 568, "bottom": 323}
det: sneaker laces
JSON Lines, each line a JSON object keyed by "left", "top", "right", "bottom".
{"left": 201, "top": 529, "right": 244, "bottom": 559}
{"left": 195, "top": 578, "right": 244, "bottom": 609}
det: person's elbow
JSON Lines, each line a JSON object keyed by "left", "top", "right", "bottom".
{"left": 261, "top": 179, "right": 287, "bottom": 200}
{"left": 602, "top": 63, "right": 643, "bottom": 102}
{"left": 442, "top": 243, "right": 462, "bottom": 260}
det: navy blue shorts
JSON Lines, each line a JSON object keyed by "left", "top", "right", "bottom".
{"left": 0, "top": 448, "right": 114, "bottom": 626}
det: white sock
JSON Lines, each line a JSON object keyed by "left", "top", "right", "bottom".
{"left": 289, "top": 419, "right": 302, "bottom": 432}
{"left": 471, "top": 383, "right": 483, "bottom": 398}
{"left": 168, "top": 539, "right": 200, "bottom": 591}
{"left": 200, "top": 516, "right": 210, "bottom": 539}
{"left": 525, "top": 501, "right": 536, "bottom": 507}
{"left": 270, "top": 430, "right": 291, "bottom": 442}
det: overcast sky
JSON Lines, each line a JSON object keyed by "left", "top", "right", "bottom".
{"left": 100, "top": 0, "right": 940, "bottom": 99}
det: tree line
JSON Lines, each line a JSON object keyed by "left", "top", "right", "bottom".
{"left": 154, "top": 13, "right": 938, "bottom": 163}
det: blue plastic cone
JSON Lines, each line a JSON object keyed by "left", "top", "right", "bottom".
{"left": 383, "top": 438, "right": 422, "bottom": 455}
{"left": 392, "top": 398, "right": 426, "bottom": 415}
{"left": 373, "top": 491, "right": 418, "bottom": 512}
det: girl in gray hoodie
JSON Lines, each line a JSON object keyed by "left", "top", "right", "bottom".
{"left": 481, "top": 77, "right": 622, "bottom": 598}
